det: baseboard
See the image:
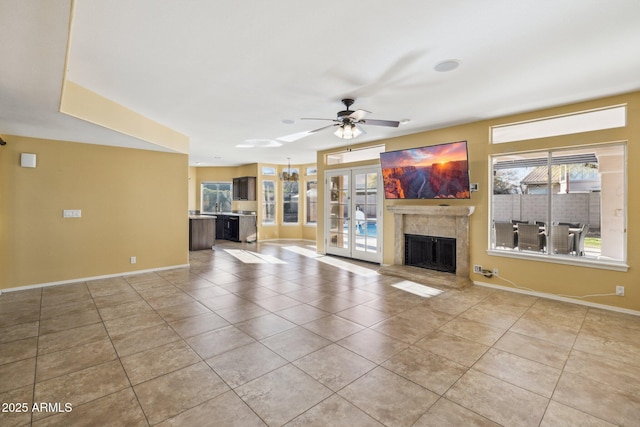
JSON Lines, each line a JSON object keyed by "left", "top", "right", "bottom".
{"left": 0, "top": 264, "right": 190, "bottom": 295}
{"left": 474, "top": 280, "right": 640, "bottom": 317}
{"left": 258, "top": 238, "right": 316, "bottom": 244}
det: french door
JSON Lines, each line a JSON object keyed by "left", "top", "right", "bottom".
{"left": 325, "top": 166, "right": 383, "bottom": 263}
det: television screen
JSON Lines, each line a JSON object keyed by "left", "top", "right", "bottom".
{"left": 380, "top": 141, "right": 470, "bottom": 199}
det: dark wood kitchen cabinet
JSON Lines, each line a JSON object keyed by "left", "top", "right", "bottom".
{"left": 216, "top": 214, "right": 257, "bottom": 243}
{"left": 233, "top": 176, "right": 256, "bottom": 200}
{"left": 189, "top": 216, "right": 215, "bottom": 250}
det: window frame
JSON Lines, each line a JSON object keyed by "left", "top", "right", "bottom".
{"left": 488, "top": 142, "right": 628, "bottom": 272}
{"left": 305, "top": 179, "right": 317, "bottom": 226}
{"left": 200, "top": 181, "right": 232, "bottom": 214}
{"left": 282, "top": 180, "right": 299, "bottom": 225}
{"left": 262, "top": 179, "right": 276, "bottom": 225}
{"left": 490, "top": 105, "right": 627, "bottom": 144}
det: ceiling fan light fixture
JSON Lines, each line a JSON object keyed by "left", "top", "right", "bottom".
{"left": 335, "top": 123, "right": 362, "bottom": 139}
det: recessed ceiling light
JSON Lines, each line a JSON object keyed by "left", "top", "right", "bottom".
{"left": 281, "top": 119, "right": 295, "bottom": 125}
{"left": 434, "top": 59, "right": 461, "bottom": 72}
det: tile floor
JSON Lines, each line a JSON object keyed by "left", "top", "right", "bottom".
{"left": 1, "top": 241, "right": 639, "bottom": 426}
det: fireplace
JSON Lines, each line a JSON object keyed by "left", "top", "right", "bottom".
{"left": 379, "top": 205, "right": 475, "bottom": 289}
{"left": 405, "top": 234, "right": 456, "bottom": 273}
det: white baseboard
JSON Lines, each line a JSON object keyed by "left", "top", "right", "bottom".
{"left": 474, "top": 280, "right": 640, "bottom": 317}
{"left": 0, "top": 264, "right": 190, "bottom": 294}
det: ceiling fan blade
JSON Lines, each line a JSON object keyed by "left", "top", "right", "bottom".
{"left": 276, "top": 124, "right": 336, "bottom": 142}
{"left": 300, "top": 118, "right": 336, "bottom": 122}
{"left": 355, "top": 123, "right": 367, "bottom": 135}
{"left": 348, "top": 109, "right": 371, "bottom": 121}
{"left": 361, "top": 119, "right": 400, "bottom": 127}
{"left": 309, "top": 124, "right": 338, "bottom": 133}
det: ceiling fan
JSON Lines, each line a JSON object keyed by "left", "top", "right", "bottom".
{"left": 278, "top": 99, "right": 400, "bottom": 142}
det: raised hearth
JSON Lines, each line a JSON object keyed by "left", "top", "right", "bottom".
{"left": 379, "top": 205, "right": 475, "bottom": 289}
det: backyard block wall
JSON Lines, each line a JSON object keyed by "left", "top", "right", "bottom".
{"left": 493, "top": 193, "right": 600, "bottom": 229}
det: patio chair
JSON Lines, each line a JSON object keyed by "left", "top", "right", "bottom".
{"left": 575, "top": 223, "right": 590, "bottom": 256}
{"left": 517, "top": 223, "right": 545, "bottom": 252}
{"left": 494, "top": 222, "right": 517, "bottom": 249}
{"left": 550, "top": 225, "right": 575, "bottom": 254}
{"left": 558, "top": 221, "right": 581, "bottom": 228}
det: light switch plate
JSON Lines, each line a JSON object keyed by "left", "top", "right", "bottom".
{"left": 63, "top": 209, "right": 82, "bottom": 218}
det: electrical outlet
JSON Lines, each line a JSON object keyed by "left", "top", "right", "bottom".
{"left": 130, "top": 256, "right": 137, "bottom": 264}
{"left": 616, "top": 286, "right": 624, "bottom": 296}
{"left": 473, "top": 265, "right": 482, "bottom": 273}
{"left": 493, "top": 268, "right": 499, "bottom": 276}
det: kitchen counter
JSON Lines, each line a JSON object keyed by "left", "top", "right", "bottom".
{"left": 218, "top": 211, "right": 256, "bottom": 217}
{"left": 215, "top": 213, "right": 257, "bottom": 242}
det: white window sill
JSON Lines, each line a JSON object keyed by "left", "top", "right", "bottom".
{"left": 486, "top": 249, "right": 629, "bottom": 272}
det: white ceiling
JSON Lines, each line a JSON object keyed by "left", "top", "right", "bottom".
{"left": 2, "top": 0, "right": 640, "bottom": 166}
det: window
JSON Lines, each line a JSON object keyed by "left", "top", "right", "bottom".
{"left": 326, "top": 145, "right": 385, "bottom": 165}
{"left": 491, "top": 105, "right": 626, "bottom": 144}
{"left": 262, "top": 166, "right": 276, "bottom": 176}
{"left": 262, "top": 180, "right": 275, "bottom": 225}
{"left": 490, "top": 142, "right": 626, "bottom": 267}
{"left": 282, "top": 181, "right": 299, "bottom": 224}
{"left": 306, "top": 180, "right": 317, "bottom": 224}
{"left": 201, "top": 182, "right": 232, "bottom": 213}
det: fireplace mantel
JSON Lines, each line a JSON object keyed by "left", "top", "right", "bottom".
{"left": 381, "top": 204, "right": 475, "bottom": 289}
{"left": 386, "top": 205, "right": 475, "bottom": 217}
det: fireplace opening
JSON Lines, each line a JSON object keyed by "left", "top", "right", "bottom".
{"left": 404, "top": 234, "right": 456, "bottom": 273}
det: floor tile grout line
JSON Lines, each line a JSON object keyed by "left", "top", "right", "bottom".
{"left": 30, "top": 286, "right": 44, "bottom": 426}
{"left": 5, "top": 244, "right": 639, "bottom": 426}
{"left": 92, "top": 276, "right": 165, "bottom": 427}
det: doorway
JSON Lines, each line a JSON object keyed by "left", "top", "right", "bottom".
{"left": 325, "top": 166, "right": 383, "bottom": 263}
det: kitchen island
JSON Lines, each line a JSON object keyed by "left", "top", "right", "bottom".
{"left": 188, "top": 215, "right": 216, "bottom": 250}
{"left": 215, "top": 211, "right": 257, "bottom": 243}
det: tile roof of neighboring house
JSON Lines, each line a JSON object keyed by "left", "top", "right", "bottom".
{"left": 521, "top": 166, "right": 562, "bottom": 185}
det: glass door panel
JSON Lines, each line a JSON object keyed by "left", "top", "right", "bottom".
{"left": 326, "top": 167, "right": 382, "bottom": 262}
{"left": 327, "top": 173, "right": 350, "bottom": 256}
{"left": 354, "top": 171, "right": 380, "bottom": 258}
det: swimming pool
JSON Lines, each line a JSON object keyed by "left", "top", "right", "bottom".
{"left": 353, "top": 222, "right": 377, "bottom": 237}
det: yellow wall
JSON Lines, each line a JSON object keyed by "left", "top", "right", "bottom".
{"left": 0, "top": 135, "right": 189, "bottom": 290}
{"left": 188, "top": 166, "right": 197, "bottom": 212}
{"left": 317, "top": 91, "right": 640, "bottom": 311}
{"left": 194, "top": 164, "right": 259, "bottom": 213}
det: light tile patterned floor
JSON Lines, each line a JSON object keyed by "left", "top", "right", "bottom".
{"left": 1, "top": 241, "right": 639, "bottom": 426}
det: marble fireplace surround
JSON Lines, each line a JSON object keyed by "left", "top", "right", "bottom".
{"left": 379, "top": 205, "right": 475, "bottom": 289}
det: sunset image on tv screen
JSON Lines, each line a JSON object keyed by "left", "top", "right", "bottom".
{"left": 380, "top": 141, "right": 470, "bottom": 199}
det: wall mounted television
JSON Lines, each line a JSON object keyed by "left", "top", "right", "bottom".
{"left": 380, "top": 140, "right": 471, "bottom": 199}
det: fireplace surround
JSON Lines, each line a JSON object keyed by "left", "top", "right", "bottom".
{"left": 379, "top": 205, "right": 475, "bottom": 289}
